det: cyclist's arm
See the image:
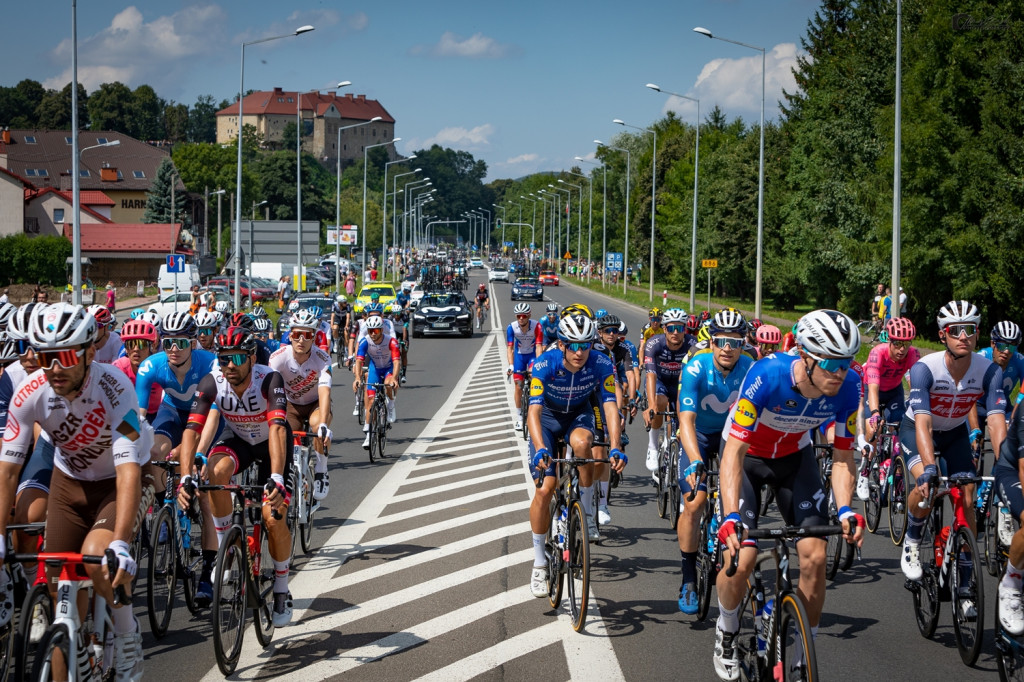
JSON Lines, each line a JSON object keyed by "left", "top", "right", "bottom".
{"left": 719, "top": 435, "right": 751, "bottom": 519}
{"left": 984, "top": 363, "right": 1008, "bottom": 457}
{"left": 112, "top": 415, "right": 144, "bottom": 548}
{"left": 263, "top": 372, "right": 289, "bottom": 478}
{"left": 678, "top": 411, "right": 701, "bottom": 466}
{"left": 317, "top": 385, "right": 332, "bottom": 426}
{"left": 183, "top": 374, "right": 218, "bottom": 478}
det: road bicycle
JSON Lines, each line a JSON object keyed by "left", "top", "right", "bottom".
{"left": 691, "top": 461, "right": 722, "bottom": 622}
{"left": 648, "top": 408, "right": 681, "bottom": 527}
{"left": 366, "top": 382, "right": 390, "bottom": 463}
{"left": 146, "top": 459, "right": 205, "bottom": 638}
{"left": 199, "top": 481, "right": 279, "bottom": 675}
{"left": 723, "top": 524, "right": 844, "bottom": 682}
{"left": 518, "top": 370, "right": 531, "bottom": 441}
{"left": 905, "top": 472, "right": 990, "bottom": 666}
{"left": 815, "top": 443, "right": 856, "bottom": 579}
{"left": 861, "top": 421, "right": 901, "bottom": 533}
{"left": 888, "top": 450, "right": 910, "bottom": 546}
{"left": 996, "top": 557, "right": 1024, "bottom": 681}
{"left": 289, "top": 430, "right": 321, "bottom": 557}
{"left": 474, "top": 303, "right": 488, "bottom": 330}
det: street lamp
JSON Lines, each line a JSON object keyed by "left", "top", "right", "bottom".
{"left": 576, "top": 157, "right": 606, "bottom": 284}
{"left": 403, "top": 178, "right": 431, "bottom": 248}
{"left": 549, "top": 184, "right": 572, "bottom": 270}
{"left": 615, "top": 118, "right": 657, "bottom": 301}
{"left": 891, "top": 0, "right": 903, "bottom": 305}
{"left": 234, "top": 23, "right": 315, "bottom": 311}
{"left": 206, "top": 187, "right": 226, "bottom": 262}
{"left": 334, "top": 115, "right": 382, "bottom": 291}
{"left": 493, "top": 204, "right": 506, "bottom": 251}
{"left": 252, "top": 200, "right": 267, "bottom": 219}
{"left": 381, "top": 156, "right": 411, "bottom": 280}
{"left": 559, "top": 178, "right": 584, "bottom": 277}
{"left": 361, "top": 137, "right": 400, "bottom": 276}
{"left": 595, "top": 140, "right": 631, "bottom": 294}
{"left": 536, "top": 190, "right": 558, "bottom": 265}
{"left": 69, "top": 138, "right": 120, "bottom": 302}
{"left": 648, "top": 83, "right": 701, "bottom": 311}
{"left": 390, "top": 164, "right": 420, "bottom": 280}
{"left": 693, "top": 26, "right": 765, "bottom": 318}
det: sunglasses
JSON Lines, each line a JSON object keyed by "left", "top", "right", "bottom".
{"left": 14, "top": 339, "right": 33, "bottom": 356}
{"left": 806, "top": 350, "right": 853, "bottom": 373}
{"left": 368, "top": 327, "right": 384, "bottom": 334}
{"left": 162, "top": 338, "right": 191, "bottom": 351}
{"left": 37, "top": 347, "right": 85, "bottom": 370}
{"left": 516, "top": 314, "right": 530, "bottom": 319}
{"left": 665, "top": 324, "right": 686, "bottom": 334}
{"left": 889, "top": 339, "right": 911, "bottom": 350}
{"left": 197, "top": 327, "right": 215, "bottom": 336}
{"left": 600, "top": 327, "right": 619, "bottom": 334}
{"left": 995, "top": 342, "right": 1018, "bottom": 353}
{"left": 565, "top": 341, "right": 592, "bottom": 352}
{"left": 945, "top": 324, "right": 977, "bottom": 338}
{"left": 290, "top": 330, "right": 314, "bottom": 341}
{"left": 649, "top": 317, "right": 662, "bottom": 323}
{"left": 759, "top": 343, "right": 779, "bottom": 353}
{"left": 124, "top": 339, "right": 151, "bottom": 351}
{"left": 217, "top": 353, "right": 250, "bottom": 367}
{"left": 712, "top": 336, "right": 744, "bottom": 350}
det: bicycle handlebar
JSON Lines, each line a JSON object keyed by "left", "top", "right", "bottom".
{"left": 724, "top": 524, "right": 844, "bottom": 577}
{"left": 9, "top": 551, "right": 132, "bottom": 606}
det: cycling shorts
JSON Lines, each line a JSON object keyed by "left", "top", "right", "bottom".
{"left": 534, "top": 407, "right": 597, "bottom": 479}
{"left": 512, "top": 353, "right": 533, "bottom": 382}
{"left": 17, "top": 434, "right": 55, "bottom": 496}
{"left": 655, "top": 376, "right": 679, "bottom": 403}
{"left": 210, "top": 430, "right": 292, "bottom": 486}
{"left": 734, "top": 445, "right": 827, "bottom": 544}
{"left": 367, "top": 362, "right": 394, "bottom": 394}
{"left": 152, "top": 403, "right": 189, "bottom": 444}
{"left": 864, "top": 385, "right": 907, "bottom": 426}
{"left": 286, "top": 400, "right": 322, "bottom": 434}
{"left": 680, "top": 429, "right": 722, "bottom": 498}
{"left": 994, "top": 461, "right": 1024, "bottom": 521}
{"left": 900, "top": 419, "right": 974, "bottom": 480}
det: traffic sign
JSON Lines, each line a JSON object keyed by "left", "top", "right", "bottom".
{"left": 504, "top": 241, "right": 515, "bottom": 248}
{"left": 701, "top": 259, "right": 718, "bottom": 268}
{"left": 471, "top": 245, "right": 479, "bottom": 251}
{"left": 166, "top": 255, "right": 185, "bottom": 273}
{"left": 564, "top": 251, "right": 572, "bottom": 259}
{"left": 605, "top": 252, "right": 624, "bottom": 272}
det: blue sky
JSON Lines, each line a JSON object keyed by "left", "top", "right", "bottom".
{"left": 2, "top": 0, "right": 822, "bottom": 180}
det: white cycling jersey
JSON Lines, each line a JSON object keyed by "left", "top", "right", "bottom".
{"left": 905, "top": 350, "right": 1006, "bottom": 431}
{"left": 188, "top": 364, "right": 288, "bottom": 445}
{"left": 93, "top": 330, "right": 122, "bottom": 364}
{"left": 268, "top": 345, "right": 332, "bottom": 406}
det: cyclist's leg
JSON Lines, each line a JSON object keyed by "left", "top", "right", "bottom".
{"left": 717, "top": 456, "right": 763, "bottom": 614}
{"left": 996, "top": 462, "right": 1024, "bottom": 633}
{"left": 678, "top": 430, "right": 714, "bottom": 589}
{"left": 568, "top": 409, "right": 598, "bottom": 516}
{"left": 256, "top": 435, "right": 296, "bottom": 626}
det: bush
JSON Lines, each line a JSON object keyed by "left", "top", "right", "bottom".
{"left": 0, "top": 235, "right": 73, "bottom": 286}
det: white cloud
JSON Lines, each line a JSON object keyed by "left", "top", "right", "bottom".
{"left": 421, "top": 124, "right": 495, "bottom": 150}
{"left": 506, "top": 153, "right": 538, "bottom": 164}
{"left": 411, "top": 31, "right": 517, "bottom": 59}
{"left": 662, "top": 42, "right": 802, "bottom": 122}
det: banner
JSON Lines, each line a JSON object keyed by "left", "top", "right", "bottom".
{"left": 327, "top": 225, "right": 358, "bottom": 246}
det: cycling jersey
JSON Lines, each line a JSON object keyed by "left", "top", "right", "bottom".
{"left": 977, "top": 347, "right": 1024, "bottom": 416}
{"left": 355, "top": 318, "right": 396, "bottom": 348}
{"left": 0, "top": 364, "right": 144, "bottom": 480}
{"left": 680, "top": 353, "right": 754, "bottom": 434}
{"left": 641, "top": 325, "right": 663, "bottom": 346}
{"left": 356, "top": 335, "right": 401, "bottom": 369}
{"left": 620, "top": 339, "right": 640, "bottom": 370}
{"left": 539, "top": 317, "right": 560, "bottom": 345}
{"left": 994, "top": 407, "right": 1024, "bottom": 518}
{"left": 269, "top": 345, "right": 332, "bottom": 406}
{"left": 136, "top": 349, "right": 217, "bottom": 413}
{"left": 684, "top": 338, "right": 757, "bottom": 364}
{"left": 0, "top": 363, "right": 29, "bottom": 438}
{"left": 396, "top": 292, "right": 411, "bottom": 309}
{"left": 474, "top": 291, "right": 489, "bottom": 306}
{"left": 111, "top": 356, "right": 163, "bottom": 415}
{"left": 594, "top": 341, "right": 631, "bottom": 386}
{"left": 186, "top": 365, "right": 287, "bottom": 446}
{"left": 905, "top": 351, "right": 1005, "bottom": 431}
{"left": 506, "top": 320, "right": 543, "bottom": 356}
{"left": 643, "top": 334, "right": 694, "bottom": 399}
{"left": 529, "top": 348, "right": 617, "bottom": 415}
{"left": 864, "top": 343, "right": 920, "bottom": 392}
{"left": 93, "top": 331, "right": 122, "bottom": 364}
{"left": 726, "top": 354, "right": 861, "bottom": 458}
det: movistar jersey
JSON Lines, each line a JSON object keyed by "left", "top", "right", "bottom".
{"left": 680, "top": 353, "right": 754, "bottom": 434}
{"left": 978, "top": 347, "right": 1024, "bottom": 415}
{"left": 136, "top": 349, "right": 217, "bottom": 413}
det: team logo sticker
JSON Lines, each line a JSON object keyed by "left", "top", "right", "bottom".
{"left": 530, "top": 378, "right": 544, "bottom": 397}
{"left": 845, "top": 412, "right": 857, "bottom": 435}
{"left": 603, "top": 374, "right": 615, "bottom": 392}
{"left": 734, "top": 398, "right": 758, "bottom": 428}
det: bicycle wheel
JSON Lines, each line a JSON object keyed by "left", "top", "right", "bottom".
{"left": 520, "top": 389, "right": 529, "bottom": 441}
{"left": 0, "top": 598, "right": 13, "bottom": 682}
{"left": 376, "top": 398, "right": 389, "bottom": 458}
{"left": 565, "top": 501, "right": 590, "bottom": 632}
{"left": 146, "top": 505, "right": 177, "bottom": 638}
{"left": 656, "top": 445, "right": 669, "bottom": 520}
{"left": 546, "top": 500, "right": 565, "bottom": 610}
{"left": 776, "top": 591, "right": 819, "bottom": 682}
{"left": 912, "top": 517, "right": 940, "bottom": 639}
{"left": 667, "top": 441, "right": 682, "bottom": 529}
{"left": 182, "top": 507, "right": 204, "bottom": 615}
{"left": 996, "top": 588, "right": 1024, "bottom": 682}
{"left": 888, "top": 456, "right": 908, "bottom": 545}
{"left": 300, "top": 457, "right": 319, "bottom": 555}
{"left": 759, "top": 484, "right": 775, "bottom": 517}
{"left": 15, "top": 583, "right": 52, "bottom": 679}
{"left": 30, "top": 623, "right": 72, "bottom": 682}
{"left": 356, "top": 388, "right": 366, "bottom": 427}
{"left": 695, "top": 505, "right": 715, "bottom": 622}
{"left": 253, "top": 525, "right": 276, "bottom": 648}
{"left": 825, "top": 493, "right": 842, "bottom": 580}
{"left": 951, "top": 526, "right": 985, "bottom": 665}
{"left": 864, "top": 452, "right": 883, "bottom": 534}
{"left": 212, "top": 526, "right": 247, "bottom": 675}
{"left": 367, "top": 402, "right": 380, "bottom": 464}
{"left": 287, "top": 462, "right": 300, "bottom": 560}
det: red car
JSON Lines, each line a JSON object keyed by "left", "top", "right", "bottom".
{"left": 539, "top": 270, "right": 560, "bottom": 286}
{"left": 206, "top": 276, "right": 275, "bottom": 307}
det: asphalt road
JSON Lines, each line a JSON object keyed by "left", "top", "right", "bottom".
{"left": 134, "top": 271, "right": 993, "bottom": 681}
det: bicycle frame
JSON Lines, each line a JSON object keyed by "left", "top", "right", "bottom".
{"left": 199, "top": 484, "right": 270, "bottom": 606}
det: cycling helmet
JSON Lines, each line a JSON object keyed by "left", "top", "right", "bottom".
{"left": 513, "top": 303, "right": 531, "bottom": 315}
{"left": 288, "top": 301, "right": 301, "bottom": 312}
{"left": 749, "top": 318, "right": 764, "bottom": 331}
{"left": 686, "top": 314, "right": 700, "bottom": 332}
{"left": 700, "top": 310, "right": 711, "bottom": 322}
{"left": 250, "top": 305, "right": 268, "bottom": 319}
{"left": 229, "top": 312, "right": 255, "bottom": 331}
{"left": 29, "top": 303, "right": 96, "bottom": 350}
{"left": 336, "top": 294, "right": 347, "bottom": 304}
{"left": 936, "top": 300, "right": 980, "bottom": 329}
{"left": 365, "top": 316, "right": 385, "bottom": 330}
{"left": 120, "top": 319, "right": 158, "bottom": 343}
{"left": 138, "top": 311, "right": 161, "bottom": 329}
{"left": 0, "top": 332, "right": 17, "bottom": 365}
{"left": 369, "top": 291, "right": 381, "bottom": 302}
{"left": 86, "top": 305, "right": 112, "bottom": 328}
{"left": 886, "top": 317, "right": 917, "bottom": 342}
{"left": 595, "top": 309, "right": 608, "bottom": 319}
{"left": 214, "top": 301, "right": 230, "bottom": 314}
{"left": 388, "top": 303, "right": 403, "bottom": 315}
{"left": 0, "top": 302, "right": 15, "bottom": 331}
{"left": 618, "top": 320, "right": 629, "bottom": 336}
{"left": 479, "top": 283, "right": 486, "bottom": 291}
{"left": 129, "top": 308, "right": 146, "bottom": 320}
{"left": 560, "top": 303, "right": 593, "bottom": 320}
{"left": 215, "top": 326, "right": 257, "bottom": 354}
{"left": 597, "top": 314, "right": 621, "bottom": 330}
{"left": 648, "top": 307, "right": 663, "bottom": 319}
{"left": 546, "top": 302, "right": 559, "bottom": 313}
{"left": 367, "top": 302, "right": 385, "bottom": 315}
{"left": 161, "top": 311, "right": 197, "bottom": 338}
{"left": 795, "top": 309, "right": 861, "bottom": 358}
{"left": 289, "top": 308, "right": 319, "bottom": 330}
{"left": 709, "top": 309, "right": 746, "bottom": 335}
{"left": 194, "top": 310, "right": 219, "bottom": 330}
{"left": 756, "top": 325, "right": 782, "bottom": 345}
{"left": 696, "top": 325, "right": 712, "bottom": 343}
{"left": 8, "top": 303, "right": 40, "bottom": 341}
{"left": 992, "top": 321, "right": 1022, "bottom": 345}
{"left": 306, "top": 305, "right": 324, "bottom": 320}
{"left": 557, "top": 314, "right": 597, "bottom": 343}
{"left": 878, "top": 330, "right": 889, "bottom": 343}
{"left": 663, "top": 308, "right": 688, "bottom": 325}
{"left": 252, "top": 317, "right": 272, "bottom": 334}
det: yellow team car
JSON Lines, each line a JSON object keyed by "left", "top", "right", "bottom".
{"left": 355, "top": 283, "right": 397, "bottom": 307}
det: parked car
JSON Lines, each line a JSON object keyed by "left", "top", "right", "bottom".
{"left": 510, "top": 278, "right": 544, "bottom": 301}
{"left": 206, "top": 276, "right": 275, "bottom": 307}
{"left": 412, "top": 292, "right": 473, "bottom": 338}
{"left": 277, "top": 293, "right": 334, "bottom": 340}
{"left": 539, "top": 270, "right": 560, "bottom": 286}
{"left": 488, "top": 267, "right": 509, "bottom": 283}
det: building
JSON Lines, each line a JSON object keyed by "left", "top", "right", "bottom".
{"left": 61, "top": 222, "right": 184, "bottom": 284}
{"left": 216, "top": 88, "right": 396, "bottom": 169}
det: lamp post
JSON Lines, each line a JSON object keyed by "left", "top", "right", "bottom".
{"left": 693, "top": 26, "right": 765, "bottom": 318}
{"left": 70, "top": 139, "right": 120, "bottom": 302}
{"left": 595, "top": 140, "right": 631, "bottom": 294}
{"left": 361, "top": 138, "right": 400, "bottom": 277}
{"left": 252, "top": 200, "right": 267, "bottom": 219}
{"left": 493, "top": 204, "right": 506, "bottom": 252}
{"left": 549, "top": 184, "right": 573, "bottom": 273}
{"left": 209, "top": 188, "right": 226, "bottom": 262}
{"left": 234, "top": 23, "right": 315, "bottom": 311}
{"left": 576, "top": 157, "right": 606, "bottom": 284}
{"left": 614, "top": 119, "right": 657, "bottom": 301}
{"left": 507, "top": 201, "right": 523, "bottom": 250}
{"left": 390, "top": 165, "right": 420, "bottom": 281}
{"left": 537, "top": 190, "right": 558, "bottom": 266}
{"left": 648, "top": 84, "right": 700, "bottom": 311}
{"left": 381, "top": 156, "right": 409, "bottom": 281}
{"left": 407, "top": 184, "right": 433, "bottom": 247}
{"left": 478, "top": 207, "right": 491, "bottom": 253}
{"left": 403, "top": 178, "right": 431, "bottom": 249}
{"left": 205, "top": 187, "right": 225, "bottom": 262}
{"left": 891, "top": 0, "right": 903, "bottom": 306}
{"left": 559, "top": 179, "right": 583, "bottom": 277}
{"left": 334, "top": 115, "right": 382, "bottom": 291}
{"left": 566, "top": 171, "right": 592, "bottom": 279}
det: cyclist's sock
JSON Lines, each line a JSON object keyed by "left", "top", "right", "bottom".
{"left": 273, "top": 559, "right": 290, "bottom": 593}
{"left": 958, "top": 551, "right": 973, "bottom": 591}
{"left": 599, "top": 481, "right": 610, "bottom": 504}
{"left": 214, "top": 514, "right": 232, "bottom": 548}
{"left": 648, "top": 429, "right": 659, "bottom": 451}
{"left": 906, "top": 513, "right": 925, "bottom": 543}
{"left": 112, "top": 604, "right": 137, "bottom": 635}
{"left": 363, "top": 423, "right": 369, "bottom": 433}
{"left": 314, "top": 451, "right": 328, "bottom": 473}
{"left": 202, "top": 549, "right": 217, "bottom": 580}
{"left": 717, "top": 601, "right": 740, "bottom": 633}
{"left": 580, "top": 484, "right": 595, "bottom": 517}
{"left": 533, "top": 533, "right": 547, "bottom": 566}
{"left": 1001, "top": 560, "right": 1024, "bottom": 591}
{"left": 680, "top": 550, "right": 697, "bottom": 586}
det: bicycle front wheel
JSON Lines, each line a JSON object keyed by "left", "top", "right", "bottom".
{"left": 888, "top": 456, "right": 908, "bottom": 545}
{"left": 15, "top": 583, "right": 52, "bottom": 679}
{"left": 656, "top": 446, "right": 669, "bottom": 519}
{"left": 300, "top": 457, "right": 319, "bottom": 555}
{"left": 912, "top": 518, "right": 940, "bottom": 639}
{"left": 565, "top": 501, "right": 590, "bottom": 632}
{"left": 253, "top": 525, "right": 276, "bottom": 648}
{"left": 146, "top": 505, "right": 178, "bottom": 638}
{"left": 30, "top": 623, "right": 72, "bottom": 682}
{"left": 776, "top": 592, "right": 819, "bottom": 681}
{"left": 546, "top": 500, "right": 565, "bottom": 610}
{"left": 376, "top": 398, "right": 389, "bottom": 458}
{"left": 952, "top": 526, "right": 985, "bottom": 665}
{"left": 667, "top": 440, "right": 682, "bottom": 529}
{"left": 694, "top": 506, "right": 716, "bottom": 622}
{"left": 212, "top": 526, "right": 247, "bottom": 675}
{"left": 864, "top": 454, "right": 882, "bottom": 533}
{"left": 367, "top": 403, "right": 380, "bottom": 464}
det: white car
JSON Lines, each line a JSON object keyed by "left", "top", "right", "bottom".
{"left": 469, "top": 258, "right": 484, "bottom": 269}
{"left": 488, "top": 267, "right": 509, "bottom": 282}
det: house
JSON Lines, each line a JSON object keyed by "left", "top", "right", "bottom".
{"left": 0, "top": 166, "right": 27, "bottom": 237}
{"left": 61, "top": 222, "right": 186, "bottom": 284}
{"left": 216, "top": 88, "right": 396, "bottom": 169}
{"left": 25, "top": 188, "right": 115, "bottom": 237}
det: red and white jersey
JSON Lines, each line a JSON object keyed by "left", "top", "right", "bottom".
{"left": 0, "top": 363, "right": 142, "bottom": 480}
{"left": 269, "top": 345, "right": 332, "bottom": 406}
{"left": 356, "top": 318, "right": 396, "bottom": 347}
{"left": 906, "top": 351, "right": 1005, "bottom": 431}
{"left": 93, "top": 331, "right": 122, "bottom": 364}
{"left": 187, "top": 364, "right": 288, "bottom": 446}
{"left": 506, "top": 320, "right": 543, "bottom": 356}
{"left": 356, "top": 335, "right": 401, "bottom": 369}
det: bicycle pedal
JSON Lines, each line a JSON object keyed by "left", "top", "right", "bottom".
{"left": 904, "top": 579, "right": 920, "bottom": 592}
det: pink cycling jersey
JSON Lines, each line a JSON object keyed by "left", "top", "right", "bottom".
{"left": 864, "top": 343, "right": 920, "bottom": 392}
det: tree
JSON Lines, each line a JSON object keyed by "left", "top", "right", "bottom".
{"left": 143, "top": 158, "right": 189, "bottom": 227}
{"left": 0, "top": 79, "right": 44, "bottom": 128}
{"left": 35, "top": 83, "right": 88, "bottom": 130}
{"left": 188, "top": 94, "right": 218, "bottom": 143}
{"left": 0, "top": 235, "right": 72, "bottom": 285}
{"left": 87, "top": 82, "right": 133, "bottom": 133}
{"left": 129, "top": 85, "right": 164, "bottom": 140}
{"left": 163, "top": 102, "right": 190, "bottom": 143}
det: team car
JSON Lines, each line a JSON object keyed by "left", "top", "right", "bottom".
{"left": 411, "top": 292, "right": 474, "bottom": 338}
{"left": 510, "top": 277, "right": 544, "bottom": 301}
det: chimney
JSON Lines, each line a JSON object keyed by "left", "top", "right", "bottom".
{"left": 273, "top": 87, "right": 284, "bottom": 94}
{"left": 345, "top": 93, "right": 353, "bottom": 100}
{"left": 0, "top": 129, "right": 9, "bottom": 144}
{"left": 100, "top": 166, "right": 118, "bottom": 182}
{"left": 357, "top": 95, "right": 366, "bottom": 102}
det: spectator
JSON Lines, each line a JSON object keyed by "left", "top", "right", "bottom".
{"left": 880, "top": 286, "right": 893, "bottom": 322}
{"left": 277, "top": 276, "right": 288, "bottom": 309}
{"left": 870, "top": 283, "right": 883, "bottom": 319}
{"left": 0, "top": 289, "right": 8, "bottom": 305}
{"left": 899, "top": 286, "right": 907, "bottom": 315}
{"left": 34, "top": 288, "right": 48, "bottom": 304}
{"left": 105, "top": 281, "right": 116, "bottom": 313}
{"left": 345, "top": 271, "right": 356, "bottom": 296}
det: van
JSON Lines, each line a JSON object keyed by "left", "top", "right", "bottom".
{"left": 158, "top": 262, "right": 200, "bottom": 296}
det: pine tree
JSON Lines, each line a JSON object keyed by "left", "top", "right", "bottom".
{"left": 143, "top": 158, "right": 189, "bottom": 227}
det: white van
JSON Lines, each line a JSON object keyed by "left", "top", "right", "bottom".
{"left": 158, "top": 262, "right": 200, "bottom": 296}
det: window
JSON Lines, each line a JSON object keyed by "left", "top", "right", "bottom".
{"left": 116, "top": 170, "right": 124, "bottom": 180}
{"left": 24, "top": 136, "right": 36, "bottom": 144}
{"left": 372, "top": 129, "right": 376, "bottom": 137}
{"left": 287, "top": 97, "right": 294, "bottom": 103}
{"left": 79, "top": 170, "right": 90, "bottom": 178}
{"left": 54, "top": 208, "right": 65, "bottom": 223}
{"left": 24, "top": 169, "right": 36, "bottom": 176}
{"left": 65, "top": 136, "right": 73, "bottom": 144}
{"left": 25, "top": 169, "right": 48, "bottom": 177}
{"left": 277, "top": 98, "right": 284, "bottom": 103}
{"left": 132, "top": 171, "right": 145, "bottom": 179}
{"left": 96, "top": 137, "right": 108, "bottom": 144}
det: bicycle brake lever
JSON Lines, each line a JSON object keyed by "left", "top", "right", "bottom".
{"left": 104, "top": 548, "right": 133, "bottom": 607}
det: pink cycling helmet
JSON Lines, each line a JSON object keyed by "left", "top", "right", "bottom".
{"left": 756, "top": 325, "right": 782, "bottom": 345}
{"left": 886, "top": 316, "right": 916, "bottom": 341}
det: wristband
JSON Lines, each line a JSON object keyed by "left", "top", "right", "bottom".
{"left": 838, "top": 505, "right": 854, "bottom": 521}
{"left": 683, "top": 461, "right": 701, "bottom": 478}
{"left": 270, "top": 473, "right": 285, "bottom": 489}
{"left": 869, "top": 408, "right": 880, "bottom": 416}
{"left": 177, "top": 474, "right": 194, "bottom": 492}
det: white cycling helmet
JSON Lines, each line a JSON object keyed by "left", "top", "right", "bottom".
{"left": 139, "top": 311, "right": 161, "bottom": 329}
{"left": 336, "top": 294, "right": 347, "bottom": 304}
{"left": 29, "top": 303, "right": 97, "bottom": 350}
{"left": 289, "top": 308, "right": 319, "bottom": 330}
{"left": 710, "top": 309, "right": 747, "bottom": 335}
{"left": 513, "top": 303, "right": 531, "bottom": 315}
{"left": 214, "top": 300, "right": 230, "bottom": 314}
{"left": 936, "top": 300, "right": 980, "bottom": 329}
{"left": 288, "top": 300, "right": 301, "bottom": 312}
{"left": 0, "top": 332, "right": 18, "bottom": 365}
{"left": 365, "top": 316, "right": 384, "bottom": 330}
{"left": 795, "top": 309, "right": 860, "bottom": 358}
{"left": 194, "top": 310, "right": 218, "bottom": 329}
{"left": 8, "top": 303, "right": 40, "bottom": 341}
{"left": 663, "top": 308, "right": 688, "bottom": 324}
{"left": 0, "top": 302, "right": 17, "bottom": 331}
{"left": 557, "top": 314, "right": 597, "bottom": 343}
{"left": 992, "top": 321, "right": 1022, "bottom": 345}
{"left": 161, "top": 311, "right": 197, "bottom": 338}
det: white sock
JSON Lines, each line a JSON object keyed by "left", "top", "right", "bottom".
{"left": 532, "top": 533, "right": 547, "bottom": 566}
{"left": 273, "top": 559, "right": 290, "bottom": 593}
{"left": 599, "top": 481, "right": 610, "bottom": 506}
{"left": 1002, "top": 560, "right": 1024, "bottom": 591}
{"left": 514, "top": 406, "right": 521, "bottom": 421}
{"left": 363, "top": 423, "right": 369, "bottom": 433}
{"left": 213, "top": 514, "right": 232, "bottom": 548}
{"left": 580, "top": 484, "right": 595, "bottom": 517}
{"left": 649, "top": 428, "right": 659, "bottom": 450}
{"left": 717, "top": 601, "right": 740, "bottom": 633}
{"left": 387, "top": 397, "right": 394, "bottom": 409}
{"left": 112, "top": 603, "right": 137, "bottom": 635}
{"left": 314, "top": 451, "right": 328, "bottom": 473}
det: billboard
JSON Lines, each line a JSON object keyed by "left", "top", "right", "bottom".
{"left": 327, "top": 225, "right": 359, "bottom": 246}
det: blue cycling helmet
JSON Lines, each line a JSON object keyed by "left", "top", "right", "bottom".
{"left": 595, "top": 308, "right": 608, "bottom": 319}
{"left": 306, "top": 305, "right": 324, "bottom": 319}
{"left": 129, "top": 308, "right": 146, "bottom": 320}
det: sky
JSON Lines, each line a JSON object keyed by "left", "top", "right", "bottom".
{"left": 0, "top": 0, "right": 823, "bottom": 180}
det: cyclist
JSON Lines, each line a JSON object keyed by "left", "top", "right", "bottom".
{"left": 253, "top": 317, "right": 280, "bottom": 354}
{"left": 617, "top": 321, "right": 642, "bottom": 401}
{"left": 352, "top": 316, "right": 401, "bottom": 449}
{"left": 540, "top": 303, "right": 560, "bottom": 345}
{"left": 754, "top": 324, "right": 782, "bottom": 359}
{"left": 781, "top": 323, "right": 798, "bottom": 352}
{"left": 675, "top": 310, "right": 754, "bottom": 614}
{"left": 527, "top": 313, "right": 626, "bottom": 596}
{"left": 595, "top": 313, "right": 637, "bottom": 526}
{"left": 87, "top": 304, "right": 122, "bottom": 364}
{"left": 640, "top": 307, "right": 664, "bottom": 347}
{"left": 643, "top": 308, "right": 695, "bottom": 473}
{"left": 176, "top": 326, "right": 295, "bottom": 628}
{"left": 0, "top": 303, "right": 153, "bottom": 680}
{"left": 900, "top": 301, "right": 1007, "bottom": 602}
{"left": 473, "top": 283, "right": 490, "bottom": 329}
{"left": 214, "top": 299, "right": 230, "bottom": 317}
{"left": 714, "top": 310, "right": 864, "bottom": 681}
{"left": 195, "top": 310, "right": 220, "bottom": 351}
{"left": 506, "top": 303, "right": 543, "bottom": 432}
{"left": 330, "top": 295, "right": 351, "bottom": 357}
{"left": 746, "top": 317, "right": 763, "bottom": 347}
{"left": 976, "top": 321, "right": 1024, "bottom": 419}
{"left": 993, "top": 400, "right": 1024, "bottom": 635}
{"left": 390, "top": 302, "right": 411, "bottom": 384}
{"left": 270, "top": 308, "right": 334, "bottom": 499}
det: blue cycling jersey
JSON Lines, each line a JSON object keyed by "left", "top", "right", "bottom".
{"left": 529, "top": 348, "right": 617, "bottom": 414}
{"left": 679, "top": 352, "right": 754, "bottom": 433}
{"left": 978, "top": 347, "right": 1024, "bottom": 415}
{"left": 539, "top": 317, "right": 560, "bottom": 344}
{"left": 136, "top": 348, "right": 217, "bottom": 412}
{"left": 620, "top": 339, "right": 640, "bottom": 369}
{"left": 396, "top": 292, "right": 410, "bottom": 308}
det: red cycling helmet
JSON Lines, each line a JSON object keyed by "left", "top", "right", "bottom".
{"left": 756, "top": 325, "right": 782, "bottom": 345}
{"left": 215, "top": 326, "right": 257, "bottom": 353}
{"left": 700, "top": 310, "right": 711, "bottom": 322}
{"left": 686, "top": 314, "right": 699, "bottom": 332}
{"left": 87, "top": 304, "right": 113, "bottom": 327}
{"left": 886, "top": 316, "right": 916, "bottom": 341}
{"left": 749, "top": 318, "right": 764, "bottom": 331}
{"left": 120, "top": 319, "right": 158, "bottom": 343}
